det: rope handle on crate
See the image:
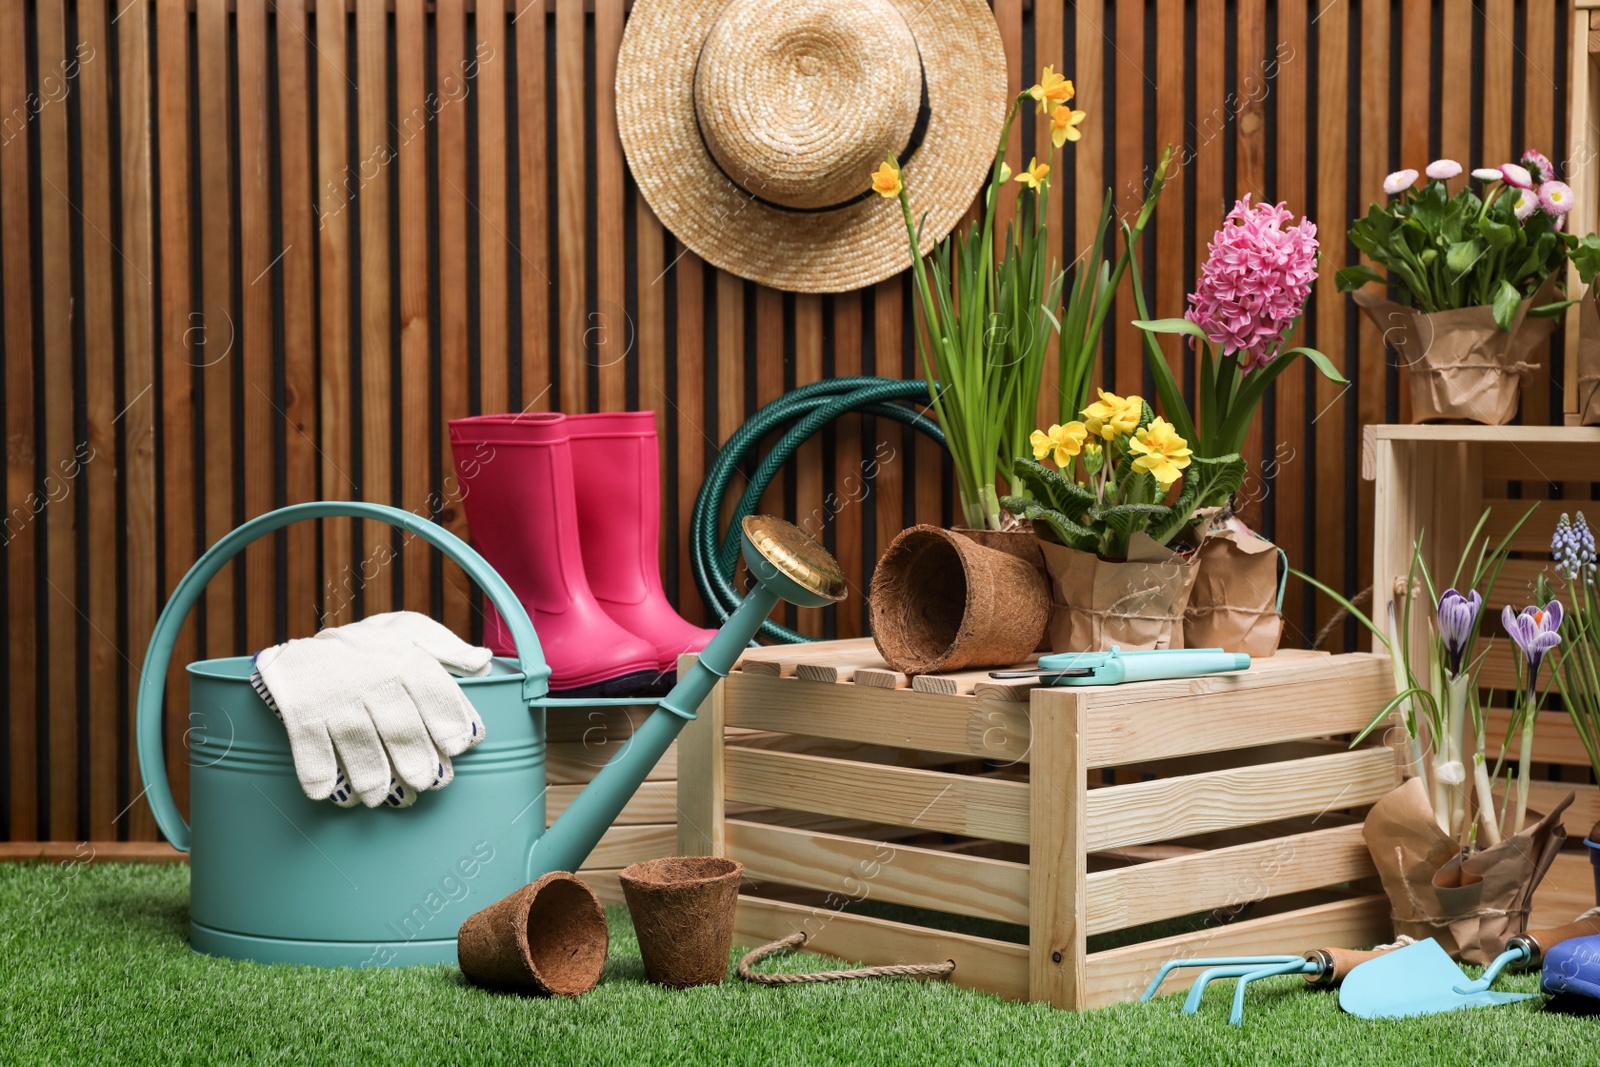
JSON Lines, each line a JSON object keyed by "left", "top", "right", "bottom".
{"left": 736, "top": 931, "right": 956, "bottom": 985}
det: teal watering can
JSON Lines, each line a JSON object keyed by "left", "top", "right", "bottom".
{"left": 137, "top": 502, "right": 843, "bottom": 967}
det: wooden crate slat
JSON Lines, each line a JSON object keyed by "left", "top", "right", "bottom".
{"left": 724, "top": 671, "right": 1031, "bottom": 763}
{"left": 732, "top": 894, "right": 1030, "bottom": 1001}
{"left": 738, "top": 637, "right": 878, "bottom": 678}
{"left": 726, "top": 819, "right": 1029, "bottom": 927}
{"left": 1085, "top": 824, "right": 1375, "bottom": 936}
{"left": 546, "top": 740, "right": 677, "bottom": 785}
{"left": 584, "top": 823, "right": 677, "bottom": 870}
{"left": 1081, "top": 748, "right": 1397, "bottom": 852}
{"left": 546, "top": 781, "right": 679, "bottom": 826}
{"left": 1080, "top": 895, "right": 1392, "bottom": 1009}
{"left": 724, "top": 747, "right": 1031, "bottom": 845}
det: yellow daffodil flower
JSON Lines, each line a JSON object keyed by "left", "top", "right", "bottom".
{"left": 1013, "top": 157, "right": 1050, "bottom": 190}
{"left": 1050, "top": 105, "right": 1087, "bottom": 148}
{"left": 870, "top": 158, "right": 902, "bottom": 199}
{"left": 1081, "top": 389, "right": 1143, "bottom": 440}
{"left": 1028, "top": 65, "right": 1075, "bottom": 113}
{"left": 1029, "top": 422, "right": 1089, "bottom": 467}
{"left": 1129, "top": 417, "right": 1193, "bottom": 488}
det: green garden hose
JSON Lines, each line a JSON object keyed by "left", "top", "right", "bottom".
{"left": 690, "top": 377, "right": 946, "bottom": 644}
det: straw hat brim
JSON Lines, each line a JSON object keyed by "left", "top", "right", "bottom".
{"left": 616, "top": 0, "right": 1009, "bottom": 294}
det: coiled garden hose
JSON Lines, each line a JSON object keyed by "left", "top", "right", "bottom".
{"left": 690, "top": 377, "right": 946, "bottom": 644}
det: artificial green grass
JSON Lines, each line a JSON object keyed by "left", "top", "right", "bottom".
{"left": 3, "top": 862, "right": 1595, "bottom": 1065}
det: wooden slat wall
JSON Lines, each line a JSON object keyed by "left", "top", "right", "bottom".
{"left": 0, "top": 0, "right": 1578, "bottom": 841}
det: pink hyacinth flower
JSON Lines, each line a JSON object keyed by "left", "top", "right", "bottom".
{"left": 1500, "top": 163, "right": 1534, "bottom": 189}
{"left": 1538, "top": 180, "right": 1574, "bottom": 216}
{"left": 1425, "top": 159, "right": 1462, "bottom": 180}
{"left": 1185, "top": 195, "right": 1320, "bottom": 373}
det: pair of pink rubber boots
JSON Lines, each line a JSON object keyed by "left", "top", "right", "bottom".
{"left": 448, "top": 412, "right": 716, "bottom": 696}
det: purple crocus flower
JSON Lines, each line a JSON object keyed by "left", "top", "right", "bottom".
{"left": 1437, "top": 588, "right": 1482, "bottom": 675}
{"left": 1502, "top": 600, "right": 1563, "bottom": 684}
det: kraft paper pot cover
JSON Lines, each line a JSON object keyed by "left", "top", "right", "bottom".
{"left": 1351, "top": 275, "right": 1559, "bottom": 425}
{"left": 869, "top": 524, "right": 1050, "bottom": 675}
{"left": 1182, "top": 519, "right": 1286, "bottom": 657}
{"left": 1038, "top": 532, "right": 1198, "bottom": 652}
{"left": 1363, "top": 776, "right": 1572, "bottom": 964}
{"left": 619, "top": 856, "right": 744, "bottom": 988}
{"left": 456, "top": 872, "right": 610, "bottom": 996}
{"left": 1579, "top": 286, "right": 1600, "bottom": 425}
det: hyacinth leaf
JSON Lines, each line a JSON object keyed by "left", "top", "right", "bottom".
{"left": 1009, "top": 458, "right": 1095, "bottom": 515}
{"left": 1492, "top": 279, "right": 1521, "bottom": 332}
{"left": 1334, "top": 264, "right": 1387, "bottom": 291}
{"left": 1131, "top": 317, "right": 1213, "bottom": 344}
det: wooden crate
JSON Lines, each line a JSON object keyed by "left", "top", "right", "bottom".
{"left": 1363, "top": 424, "right": 1600, "bottom": 837}
{"left": 677, "top": 641, "right": 1399, "bottom": 1010}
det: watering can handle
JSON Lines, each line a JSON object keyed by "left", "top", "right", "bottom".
{"left": 134, "top": 501, "right": 552, "bottom": 853}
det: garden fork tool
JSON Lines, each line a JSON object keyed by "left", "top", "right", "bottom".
{"left": 1339, "top": 912, "right": 1600, "bottom": 1019}
{"left": 1140, "top": 939, "right": 1413, "bottom": 1025}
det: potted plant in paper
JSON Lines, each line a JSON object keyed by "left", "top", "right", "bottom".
{"left": 1133, "top": 197, "right": 1347, "bottom": 655}
{"left": 1335, "top": 152, "right": 1572, "bottom": 424}
{"left": 874, "top": 67, "right": 1170, "bottom": 539}
{"left": 1298, "top": 506, "right": 1573, "bottom": 964}
{"left": 999, "top": 393, "right": 1243, "bottom": 651}
{"left": 1564, "top": 233, "right": 1600, "bottom": 426}
{"left": 1547, "top": 513, "right": 1600, "bottom": 900}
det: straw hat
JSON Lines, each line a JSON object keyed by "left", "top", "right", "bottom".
{"left": 616, "top": 0, "right": 1008, "bottom": 294}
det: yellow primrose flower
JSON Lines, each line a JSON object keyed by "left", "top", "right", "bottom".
{"left": 1013, "top": 157, "right": 1050, "bottom": 190}
{"left": 1081, "top": 389, "right": 1143, "bottom": 440}
{"left": 1028, "top": 65, "right": 1074, "bottom": 113}
{"left": 1029, "top": 422, "right": 1088, "bottom": 467}
{"left": 870, "top": 158, "right": 902, "bottom": 199}
{"left": 1129, "top": 417, "right": 1193, "bottom": 488}
{"left": 1050, "top": 105, "right": 1087, "bottom": 148}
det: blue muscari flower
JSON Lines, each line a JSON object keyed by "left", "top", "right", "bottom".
{"left": 1553, "top": 512, "right": 1598, "bottom": 582}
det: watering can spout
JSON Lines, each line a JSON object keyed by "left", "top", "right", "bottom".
{"left": 528, "top": 516, "right": 845, "bottom": 881}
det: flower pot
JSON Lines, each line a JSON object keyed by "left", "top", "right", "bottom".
{"left": 1037, "top": 532, "right": 1198, "bottom": 652}
{"left": 456, "top": 872, "right": 610, "bottom": 996}
{"left": 1579, "top": 287, "right": 1600, "bottom": 425}
{"left": 869, "top": 525, "right": 1050, "bottom": 674}
{"left": 1352, "top": 276, "right": 1560, "bottom": 425}
{"left": 1362, "top": 777, "right": 1572, "bottom": 964}
{"left": 1181, "top": 519, "right": 1287, "bottom": 657}
{"left": 619, "top": 856, "right": 743, "bottom": 988}
{"left": 952, "top": 527, "right": 1051, "bottom": 652}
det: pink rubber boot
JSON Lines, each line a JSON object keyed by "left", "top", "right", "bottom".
{"left": 448, "top": 413, "right": 662, "bottom": 696}
{"left": 565, "top": 412, "right": 717, "bottom": 675}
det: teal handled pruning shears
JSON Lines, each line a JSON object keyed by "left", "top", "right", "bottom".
{"left": 988, "top": 646, "right": 1251, "bottom": 686}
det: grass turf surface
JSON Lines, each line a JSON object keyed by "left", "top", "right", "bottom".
{"left": 4, "top": 862, "right": 1595, "bottom": 1065}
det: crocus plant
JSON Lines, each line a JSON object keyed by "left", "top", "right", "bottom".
{"left": 1297, "top": 506, "right": 1542, "bottom": 849}
{"left": 999, "top": 390, "right": 1244, "bottom": 559}
{"left": 1134, "top": 197, "right": 1348, "bottom": 480}
{"left": 1336, "top": 150, "right": 1573, "bottom": 331}
{"left": 1548, "top": 513, "right": 1600, "bottom": 794}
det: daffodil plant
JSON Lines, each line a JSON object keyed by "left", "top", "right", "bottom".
{"left": 1335, "top": 153, "right": 1574, "bottom": 331}
{"left": 999, "top": 390, "right": 1245, "bottom": 559}
{"left": 1296, "top": 505, "right": 1544, "bottom": 849}
{"left": 871, "top": 66, "right": 1083, "bottom": 530}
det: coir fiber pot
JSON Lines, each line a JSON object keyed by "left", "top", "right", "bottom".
{"left": 869, "top": 524, "right": 1050, "bottom": 675}
{"left": 457, "top": 872, "right": 609, "bottom": 996}
{"left": 619, "top": 856, "right": 744, "bottom": 988}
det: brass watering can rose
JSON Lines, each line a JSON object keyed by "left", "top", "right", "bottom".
{"left": 741, "top": 515, "right": 847, "bottom": 603}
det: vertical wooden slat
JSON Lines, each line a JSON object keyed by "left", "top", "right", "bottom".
{"left": 77, "top": 0, "right": 121, "bottom": 841}
{"left": 1111, "top": 0, "right": 1145, "bottom": 399}
{"left": 277, "top": 0, "right": 320, "bottom": 640}
{"left": 477, "top": 0, "right": 510, "bottom": 414}
{"left": 555, "top": 0, "right": 586, "bottom": 412}
{"left": 992, "top": 0, "right": 1023, "bottom": 242}
{"left": 1271, "top": 0, "right": 1307, "bottom": 635}
{"left": 1151, "top": 0, "right": 1186, "bottom": 426}
{"left": 196, "top": 0, "right": 235, "bottom": 658}
{"left": 1073, "top": 0, "right": 1105, "bottom": 408}
{"left": 516, "top": 0, "right": 551, "bottom": 414}
{"left": 673, "top": 248, "right": 709, "bottom": 626}
{"left": 237, "top": 0, "right": 274, "bottom": 654}
{"left": 1, "top": 0, "right": 39, "bottom": 840}
{"left": 119, "top": 0, "right": 159, "bottom": 839}
{"left": 355, "top": 0, "right": 393, "bottom": 613}
{"left": 872, "top": 279, "right": 905, "bottom": 569}
{"left": 1482, "top": 0, "right": 1514, "bottom": 166}
{"left": 1193, "top": 0, "right": 1225, "bottom": 221}
{"left": 37, "top": 0, "right": 77, "bottom": 840}
{"left": 1521, "top": 0, "right": 1556, "bottom": 431}
{"left": 1314, "top": 0, "right": 1351, "bottom": 651}
{"left": 317, "top": 0, "right": 355, "bottom": 626}
{"left": 1034, "top": 0, "right": 1065, "bottom": 430}
{"left": 832, "top": 292, "right": 863, "bottom": 634}
{"left": 794, "top": 293, "right": 824, "bottom": 636}
{"left": 436, "top": 0, "right": 471, "bottom": 635}
{"left": 1232, "top": 0, "right": 1266, "bottom": 522}
{"left": 156, "top": 0, "right": 196, "bottom": 822}
{"left": 637, "top": 192, "right": 669, "bottom": 574}
{"left": 398, "top": 0, "right": 433, "bottom": 613}
{"left": 1397, "top": 0, "right": 1430, "bottom": 425}
{"left": 1357, "top": 0, "right": 1392, "bottom": 613}
{"left": 593, "top": 0, "right": 626, "bottom": 412}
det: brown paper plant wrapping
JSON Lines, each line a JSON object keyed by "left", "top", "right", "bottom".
{"left": 1182, "top": 517, "right": 1286, "bottom": 656}
{"left": 870, "top": 525, "right": 1050, "bottom": 674}
{"left": 1579, "top": 284, "right": 1600, "bottom": 425}
{"left": 1037, "top": 533, "right": 1198, "bottom": 652}
{"left": 1351, "top": 275, "right": 1560, "bottom": 425}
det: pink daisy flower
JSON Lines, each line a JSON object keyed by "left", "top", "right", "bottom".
{"left": 1382, "top": 169, "right": 1419, "bottom": 195}
{"left": 1500, "top": 163, "right": 1534, "bottom": 189}
{"left": 1471, "top": 167, "right": 1503, "bottom": 181}
{"left": 1522, "top": 149, "right": 1555, "bottom": 184}
{"left": 1512, "top": 189, "right": 1538, "bottom": 220}
{"left": 1538, "top": 180, "right": 1574, "bottom": 216}
{"left": 1185, "top": 196, "right": 1320, "bottom": 373}
{"left": 1425, "top": 159, "right": 1462, "bottom": 180}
